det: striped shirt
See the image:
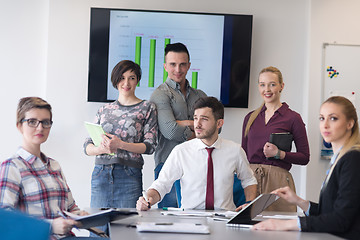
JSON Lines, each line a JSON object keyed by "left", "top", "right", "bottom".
{"left": 0, "top": 147, "right": 79, "bottom": 219}
{"left": 150, "top": 78, "right": 206, "bottom": 166}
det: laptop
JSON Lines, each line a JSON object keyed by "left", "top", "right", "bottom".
{"left": 226, "top": 193, "right": 279, "bottom": 228}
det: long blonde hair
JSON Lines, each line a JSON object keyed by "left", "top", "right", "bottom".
{"left": 322, "top": 96, "right": 360, "bottom": 159}
{"left": 244, "top": 66, "right": 283, "bottom": 137}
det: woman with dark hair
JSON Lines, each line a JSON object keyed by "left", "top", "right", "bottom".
{"left": 253, "top": 96, "right": 360, "bottom": 239}
{"left": 241, "top": 66, "right": 310, "bottom": 211}
{"left": 84, "top": 60, "right": 158, "bottom": 234}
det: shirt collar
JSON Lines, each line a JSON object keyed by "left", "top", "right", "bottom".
{"left": 261, "top": 102, "right": 289, "bottom": 116}
{"left": 165, "top": 77, "right": 190, "bottom": 91}
{"left": 194, "top": 137, "right": 222, "bottom": 150}
{"left": 16, "top": 147, "right": 49, "bottom": 165}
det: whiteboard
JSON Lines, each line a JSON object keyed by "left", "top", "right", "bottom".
{"left": 321, "top": 43, "right": 360, "bottom": 159}
{"left": 322, "top": 43, "right": 360, "bottom": 115}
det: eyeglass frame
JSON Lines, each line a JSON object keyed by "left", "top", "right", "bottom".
{"left": 21, "top": 118, "right": 53, "bottom": 129}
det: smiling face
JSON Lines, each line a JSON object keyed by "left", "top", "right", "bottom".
{"left": 319, "top": 102, "right": 354, "bottom": 147}
{"left": 258, "top": 72, "right": 284, "bottom": 104}
{"left": 18, "top": 108, "right": 51, "bottom": 149}
{"left": 164, "top": 51, "right": 191, "bottom": 84}
{"left": 117, "top": 69, "right": 138, "bottom": 97}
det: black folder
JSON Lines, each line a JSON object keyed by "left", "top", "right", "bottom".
{"left": 64, "top": 208, "right": 138, "bottom": 229}
{"left": 269, "top": 132, "right": 293, "bottom": 152}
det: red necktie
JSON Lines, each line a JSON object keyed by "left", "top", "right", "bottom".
{"left": 205, "top": 147, "right": 215, "bottom": 210}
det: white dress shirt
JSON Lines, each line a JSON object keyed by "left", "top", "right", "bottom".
{"left": 149, "top": 137, "right": 257, "bottom": 210}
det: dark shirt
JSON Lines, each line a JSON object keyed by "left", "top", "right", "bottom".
{"left": 242, "top": 103, "right": 310, "bottom": 171}
{"left": 300, "top": 150, "right": 360, "bottom": 239}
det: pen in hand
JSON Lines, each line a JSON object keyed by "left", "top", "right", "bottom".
{"left": 142, "top": 190, "right": 151, "bottom": 208}
{"left": 58, "top": 210, "right": 79, "bottom": 230}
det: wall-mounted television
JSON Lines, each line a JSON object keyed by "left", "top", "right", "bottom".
{"left": 88, "top": 8, "right": 252, "bottom": 108}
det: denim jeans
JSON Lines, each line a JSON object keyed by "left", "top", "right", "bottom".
{"left": 90, "top": 164, "right": 142, "bottom": 236}
{"left": 154, "top": 163, "right": 181, "bottom": 208}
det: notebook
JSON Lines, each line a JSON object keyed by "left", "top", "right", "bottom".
{"left": 136, "top": 222, "right": 210, "bottom": 234}
{"left": 226, "top": 193, "right": 278, "bottom": 228}
{"left": 269, "top": 132, "right": 293, "bottom": 152}
{"left": 84, "top": 121, "right": 114, "bottom": 155}
{"left": 64, "top": 209, "right": 138, "bottom": 229}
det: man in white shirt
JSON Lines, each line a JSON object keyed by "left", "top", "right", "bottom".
{"left": 137, "top": 97, "right": 257, "bottom": 211}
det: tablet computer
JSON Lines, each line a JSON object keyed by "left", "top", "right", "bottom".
{"left": 226, "top": 193, "right": 278, "bottom": 227}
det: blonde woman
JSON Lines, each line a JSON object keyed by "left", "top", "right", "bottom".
{"left": 0, "top": 97, "right": 94, "bottom": 239}
{"left": 241, "top": 66, "right": 310, "bottom": 211}
{"left": 253, "top": 96, "right": 360, "bottom": 239}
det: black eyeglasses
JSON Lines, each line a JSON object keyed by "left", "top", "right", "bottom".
{"left": 21, "top": 118, "right": 53, "bottom": 129}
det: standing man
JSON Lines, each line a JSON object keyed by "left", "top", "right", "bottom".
{"left": 150, "top": 42, "right": 207, "bottom": 208}
{"left": 137, "top": 97, "right": 257, "bottom": 211}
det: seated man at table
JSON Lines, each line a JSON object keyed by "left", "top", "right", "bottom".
{"left": 137, "top": 97, "right": 257, "bottom": 211}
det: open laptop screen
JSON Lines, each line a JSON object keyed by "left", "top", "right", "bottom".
{"left": 227, "top": 193, "right": 278, "bottom": 225}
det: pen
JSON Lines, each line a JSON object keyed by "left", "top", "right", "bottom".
{"left": 58, "top": 210, "right": 79, "bottom": 230}
{"left": 142, "top": 190, "right": 150, "bottom": 208}
{"left": 162, "top": 207, "right": 184, "bottom": 211}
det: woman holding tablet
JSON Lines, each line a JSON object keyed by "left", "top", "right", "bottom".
{"left": 84, "top": 60, "right": 158, "bottom": 234}
{"left": 241, "top": 66, "right": 310, "bottom": 211}
{"left": 253, "top": 96, "right": 360, "bottom": 239}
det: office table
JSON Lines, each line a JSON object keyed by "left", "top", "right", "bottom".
{"left": 109, "top": 209, "right": 343, "bottom": 240}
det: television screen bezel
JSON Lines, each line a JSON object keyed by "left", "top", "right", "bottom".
{"left": 88, "top": 7, "right": 253, "bottom": 108}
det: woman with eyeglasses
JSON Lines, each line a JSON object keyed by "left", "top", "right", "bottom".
{"left": 253, "top": 96, "right": 360, "bottom": 239}
{"left": 0, "top": 97, "right": 95, "bottom": 239}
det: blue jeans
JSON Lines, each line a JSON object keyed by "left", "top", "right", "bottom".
{"left": 233, "top": 174, "right": 245, "bottom": 207}
{"left": 90, "top": 164, "right": 142, "bottom": 236}
{"left": 154, "top": 163, "right": 181, "bottom": 208}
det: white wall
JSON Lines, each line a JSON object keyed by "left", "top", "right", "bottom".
{"left": 306, "top": 0, "right": 360, "bottom": 201}
{"left": 1, "top": 0, "right": 313, "bottom": 209}
{"left": 0, "top": 0, "right": 49, "bottom": 158}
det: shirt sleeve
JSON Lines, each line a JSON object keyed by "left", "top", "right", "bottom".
{"left": 142, "top": 102, "right": 158, "bottom": 155}
{"left": 0, "top": 160, "right": 21, "bottom": 209}
{"left": 282, "top": 113, "right": 310, "bottom": 165}
{"left": 150, "top": 89, "right": 192, "bottom": 142}
{"left": 148, "top": 146, "right": 183, "bottom": 200}
{"left": 300, "top": 152, "right": 360, "bottom": 233}
{"left": 236, "top": 147, "right": 257, "bottom": 188}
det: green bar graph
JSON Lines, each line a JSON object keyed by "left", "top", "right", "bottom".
{"left": 149, "top": 39, "right": 156, "bottom": 87}
{"left": 163, "top": 38, "right": 171, "bottom": 82}
{"left": 192, "top": 72, "right": 198, "bottom": 89}
{"left": 135, "top": 36, "right": 142, "bottom": 86}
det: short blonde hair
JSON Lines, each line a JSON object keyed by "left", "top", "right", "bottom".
{"left": 16, "top": 97, "right": 52, "bottom": 124}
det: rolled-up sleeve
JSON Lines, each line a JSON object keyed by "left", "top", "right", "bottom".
{"left": 236, "top": 147, "right": 257, "bottom": 188}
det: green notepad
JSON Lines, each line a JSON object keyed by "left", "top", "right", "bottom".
{"left": 84, "top": 122, "right": 114, "bottom": 155}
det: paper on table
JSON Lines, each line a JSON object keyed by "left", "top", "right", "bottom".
{"left": 161, "top": 211, "right": 214, "bottom": 217}
{"left": 262, "top": 215, "right": 299, "bottom": 219}
{"left": 136, "top": 222, "right": 210, "bottom": 234}
{"left": 84, "top": 122, "right": 114, "bottom": 155}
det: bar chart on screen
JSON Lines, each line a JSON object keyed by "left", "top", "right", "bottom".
{"left": 106, "top": 10, "right": 224, "bottom": 101}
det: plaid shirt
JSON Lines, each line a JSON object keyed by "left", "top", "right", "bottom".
{"left": 0, "top": 147, "right": 79, "bottom": 219}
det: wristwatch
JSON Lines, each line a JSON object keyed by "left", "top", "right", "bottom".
{"left": 274, "top": 149, "right": 281, "bottom": 159}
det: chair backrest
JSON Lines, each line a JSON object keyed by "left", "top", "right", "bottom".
{"left": 0, "top": 208, "right": 51, "bottom": 240}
